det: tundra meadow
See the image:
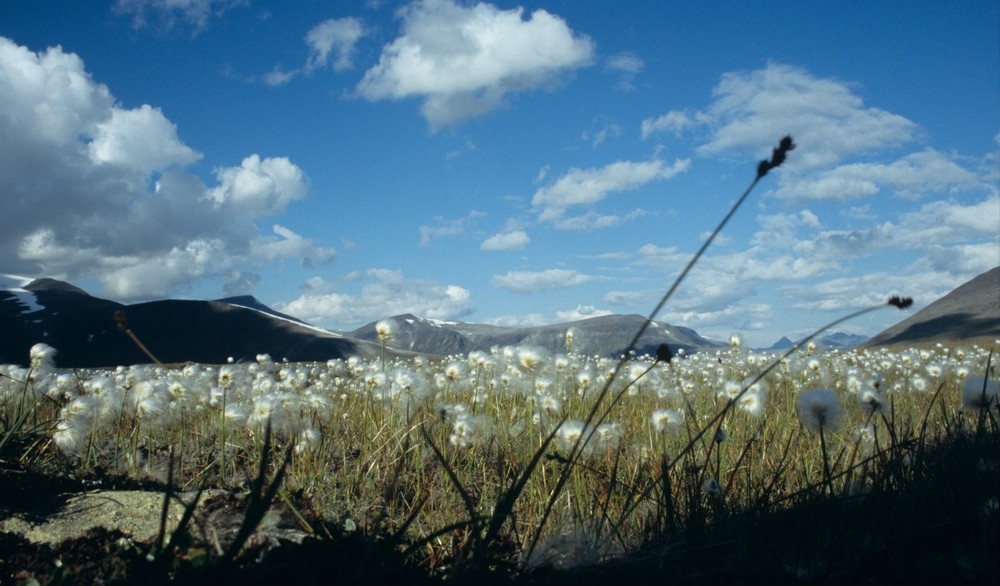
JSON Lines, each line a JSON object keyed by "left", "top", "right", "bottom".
{"left": 1, "top": 139, "right": 998, "bottom": 584}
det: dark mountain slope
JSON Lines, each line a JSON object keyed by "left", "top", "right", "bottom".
{"left": 864, "top": 266, "right": 1000, "bottom": 347}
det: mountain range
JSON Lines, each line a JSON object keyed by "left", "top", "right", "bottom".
{"left": 2, "top": 266, "right": 997, "bottom": 368}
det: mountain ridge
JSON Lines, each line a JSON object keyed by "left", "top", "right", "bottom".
{"left": 2, "top": 268, "right": 997, "bottom": 367}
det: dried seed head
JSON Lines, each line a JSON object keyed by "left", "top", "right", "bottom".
{"left": 888, "top": 296, "right": 914, "bottom": 310}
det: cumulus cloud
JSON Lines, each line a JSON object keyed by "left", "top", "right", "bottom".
{"left": 491, "top": 269, "right": 597, "bottom": 293}
{"left": 532, "top": 158, "right": 690, "bottom": 228}
{"left": 88, "top": 105, "right": 201, "bottom": 173}
{"left": 209, "top": 154, "right": 308, "bottom": 217}
{"left": 356, "top": 0, "right": 594, "bottom": 128}
{"left": 274, "top": 269, "right": 474, "bottom": 327}
{"left": 481, "top": 230, "right": 530, "bottom": 251}
{"left": 0, "top": 37, "right": 324, "bottom": 299}
{"left": 113, "top": 0, "right": 246, "bottom": 32}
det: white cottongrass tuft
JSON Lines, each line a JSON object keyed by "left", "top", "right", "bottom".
{"left": 650, "top": 408, "right": 684, "bottom": 433}
{"left": 375, "top": 319, "right": 394, "bottom": 343}
{"left": 449, "top": 412, "right": 480, "bottom": 448}
{"left": 29, "top": 343, "right": 58, "bottom": 371}
{"left": 796, "top": 388, "right": 843, "bottom": 432}
{"left": 737, "top": 391, "right": 765, "bottom": 418}
{"left": 858, "top": 388, "right": 886, "bottom": 416}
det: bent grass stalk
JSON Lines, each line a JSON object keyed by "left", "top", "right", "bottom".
{"left": 524, "top": 136, "right": 796, "bottom": 558}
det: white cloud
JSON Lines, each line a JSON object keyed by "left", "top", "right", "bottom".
{"left": 788, "top": 195, "right": 1000, "bottom": 263}
{"left": 604, "top": 52, "right": 643, "bottom": 91}
{"left": 773, "top": 148, "right": 983, "bottom": 202}
{"left": 532, "top": 158, "right": 689, "bottom": 226}
{"left": 548, "top": 209, "right": 651, "bottom": 231}
{"left": 251, "top": 225, "right": 336, "bottom": 267}
{"left": 113, "top": 0, "right": 247, "bottom": 32}
{"left": 275, "top": 269, "right": 474, "bottom": 327}
{"left": 209, "top": 154, "right": 308, "bottom": 217}
{"left": 556, "top": 304, "right": 613, "bottom": 321}
{"left": 266, "top": 18, "right": 368, "bottom": 86}
{"left": 643, "top": 63, "right": 919, "bottom": 170}
{"left": 604, "top": 289, "right": 658, "bottom": 307}
{"left": 481, "top": 230, "right": 530, "bottom": 251}
{"left": 264, "top": 68, "right": 297, "bottom": 87}
{"left": 700, "top": 63, "right": 918, "bottom": 169}
{"left": 88, "top": 104, "right": 201, "bottom": 174}
{"left": 640, "top": 110, "right": 704, "bottom": 139}
{"left": 98, "top": 238, "right": 227, "bottom": 298}
{"left": 894, "top": 195, "right": 1000, "bottom": 247}
{"left": 356, "top": 0, "right": 594, "bottom": 128}
{"left": 484, "top": 313, "right": 552, "bottom": 328}
{"left": 661, "top": 303, "right": 773, "bottom": 334}
{"left": 0, "top": 37, "right": 322, "bottom": 299}
{"left": 605, "top": 52, "right": 643, "bottom": 74}
{"left": 491, "top": 268, "right": 597, "bottom": 293}
{"left": 584, "top": 123, "right": 623, "bottom": 148}
{"left": 306, "top": 18, "right": 366, "bottom": 72}
{"left": 418, "top": 210, "right": 485, "bottom": 246}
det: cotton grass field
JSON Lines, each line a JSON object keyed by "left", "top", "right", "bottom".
{"left": 2, "top": 333, "right": 998, "bottom": 583}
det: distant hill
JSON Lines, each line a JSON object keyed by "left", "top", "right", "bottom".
{"left": 350, "top": 313, "right": 726, "bottom": 358}
{"left": 0, "top": 276, "right": 725, "bottom": 367}
{"left": 767, "top": 332, "right": 868, "bottom": 351}
{"left": 0, "top": 276, "right": 382, "bottom": 367}
{"left": 864, "top": 266, "right": 1000, "bottom": 348}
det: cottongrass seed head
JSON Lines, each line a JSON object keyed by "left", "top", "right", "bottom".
{"left": 650, "top": 408, "right": 684, "bottom": 433}
{"left": 796, "top": 388, "right": 843, "bottom": 432}
{"left": 962, "top": 374, "right": 999, "bottom": 411}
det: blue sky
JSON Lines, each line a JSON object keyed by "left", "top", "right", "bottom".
{"left": 1, "top": 0, "right": 997, "bottom": 347}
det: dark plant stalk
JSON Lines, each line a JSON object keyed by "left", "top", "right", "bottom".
{"left": 526, "top": 137, "right": 796, "bottom": 558}
{"left": 220, "top": 419, "right": 293, "bottom": 565}
{"left": 115, "top": 310, "right": 168, "bottom": 369}
{"left": 818, "top": 423, "right": 834, "bottom": 496}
